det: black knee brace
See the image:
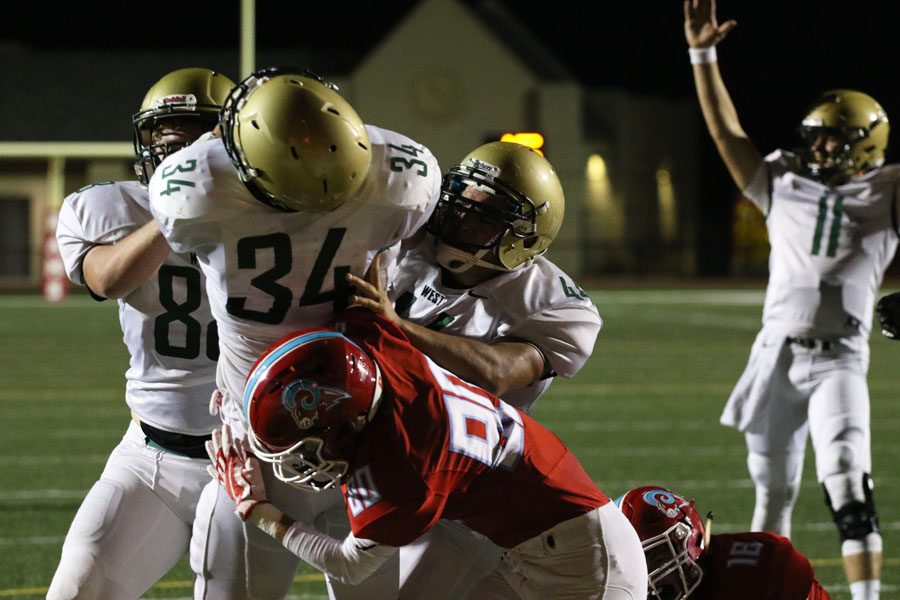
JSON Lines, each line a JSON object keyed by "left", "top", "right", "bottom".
{"left": 822, "top": 473, "right": 880, "bottom": 542}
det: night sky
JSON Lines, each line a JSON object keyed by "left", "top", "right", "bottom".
{"left": 5, "top": 1, "right": 900, "bottom": 158}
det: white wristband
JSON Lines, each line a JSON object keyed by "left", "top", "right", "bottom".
{"left": 689, "top": 46, "right": 718, "bottom": 65}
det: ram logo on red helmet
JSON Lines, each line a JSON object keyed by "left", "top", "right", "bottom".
{"left": 643, "top": 489, "right": 690, "bottom": 519}
{"left": 281, "top": 378, "right": 350, "bottom": 430}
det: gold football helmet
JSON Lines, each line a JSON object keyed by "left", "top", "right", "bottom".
{"left": 799, "top": 89, "right": 889, "bottom": 183}
{"left": 428, "top": 141, "right": 565, "bottom": 272}
{"left": 132, "top": 68, "right": 235, "bottom": 184}
{"left": 220, "top": 67, "right": 372, "bottom": 213}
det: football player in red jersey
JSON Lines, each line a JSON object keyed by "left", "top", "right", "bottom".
{"left": 207, "top": 307, "right": 648, "bottom": 598}
{"left": 618, "top": 486, "right": 831, "bottom": 600}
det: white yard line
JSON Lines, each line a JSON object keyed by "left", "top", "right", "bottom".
{"left": 0, "top": 454, "right": 108, "bottom": 466}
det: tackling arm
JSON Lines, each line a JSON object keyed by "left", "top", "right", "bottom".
{"left": 393, "top": 325, "right": 544, "bottom": 396}
{"left": 346, "top": 256, "right": 545, "bottom": 396}
{"left": 82, "top": 220, "right": 172, "bottom": 299}
{"left": 684, "top": 0, "right": 762, "bottom": 191}
{"left": 207, "top": 425, "right": 397, "bottom": 584}
{"left": 251, "top": 505, "right": 397, "bottom": 585}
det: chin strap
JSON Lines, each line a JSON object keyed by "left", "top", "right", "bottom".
{"left": 435, "top": 242, "right": 526, "bottom": 274}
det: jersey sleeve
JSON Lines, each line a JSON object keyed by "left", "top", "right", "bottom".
{"left": 742, "top": 149, "right": 792, "bottom": 215}
{"left": 56, "top": 198, "right": 92, "bottom": 285}
{"left": 148, "top": 137, "right": 236, "bottom": 254}
{"left": 366, "top": 126, "right": 442, "bottom": 245}
{"left": 496, "top": 262, "right": 602, "bottom": 378}
{"left": 279, "top": 522, "right": 397, "bottom": 585}
{"left": 505, "top": 304, "right": 601, "bottom": 378}
{"left": 55, "top": 183, "right": 137, "bottom": 286}
{"left": 344, "top": 460, "right": 447, "bottom": 548}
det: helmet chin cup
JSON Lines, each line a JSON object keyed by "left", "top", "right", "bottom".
{"left": 435, "top": 241, "right": 508, "bottom": 273}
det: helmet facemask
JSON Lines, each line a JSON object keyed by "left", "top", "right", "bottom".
{"left": 642, "top": 521, "right": 704, "bottom": 600}
{"left": 799, "top": 125, "right": 859, "bottom": 182}
{"left": 247, "top": 431, "right": 349, "bottom": 492}
{"left": 133, "top": 111, "right": 219, "bottom": 184}
{"left": 219, "top": 68, "right": 293, "bottom": 211}
{"left": 428, "top": 161, "right": 544, "bottom": 273}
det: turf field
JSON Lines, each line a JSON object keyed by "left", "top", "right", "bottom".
{"left": 0, "top": 289, "right": 897, "bottom": 599}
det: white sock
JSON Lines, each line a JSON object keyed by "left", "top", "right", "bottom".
{"left": 849, "top": 579, "right": 880, "bottom": 600}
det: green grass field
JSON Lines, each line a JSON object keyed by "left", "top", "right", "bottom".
{"left": 0, "top": 289, "right": 897, "bottom": 599}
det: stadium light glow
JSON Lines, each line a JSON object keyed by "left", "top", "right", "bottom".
{"left": 500, "top": 132, "right": 545, "bottom": 155}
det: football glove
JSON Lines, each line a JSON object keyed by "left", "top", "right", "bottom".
{"left": 876, "top": 291, "right": 900, "bottom": 340}
{"left": 208, "top": 388, "right": 224, "bottom": 419}
{"left": 206, "top": 425, "right": 269, "bottom": 520}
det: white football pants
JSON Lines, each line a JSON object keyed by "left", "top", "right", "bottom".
{"left": 47, "top": 421, "right": 210, "bottom": 600}
{"left": 480, "top": 503, "right": 648, "bottom": 600}
{"left": 744, "top": 339, "right": 871, "bottom": 536}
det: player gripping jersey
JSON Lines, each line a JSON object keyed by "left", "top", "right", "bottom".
{"left": 150, "top": 121, "right": 438, "bottom": 433}
{"left": 386, "top": 244, "right": 600, "bottom": 413}
{"left": 149, "top": 67, "right": 440, "bottom": 599}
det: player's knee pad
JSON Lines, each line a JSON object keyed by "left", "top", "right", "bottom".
{"left": 823, "top": 472, "right": 880, "bottom": 542}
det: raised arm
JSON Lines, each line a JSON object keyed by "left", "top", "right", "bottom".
{"left": 684, "top": 0, "right": 763, "bottom": 191}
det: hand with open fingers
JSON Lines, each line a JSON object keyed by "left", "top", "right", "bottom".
{"left": 876, "top": 291, "right": 900, "bottom": 340}
{"left": 206, "top": 425, "right": 269, "bottom": 521}
{"left": 684, "top": 0, "right": 737, "bottom": 48}
{"left": 346, "top": 253, "right": 401, "bottom": 324}
{"left": 208, "top": 388, "right": 224, "bottom": 419}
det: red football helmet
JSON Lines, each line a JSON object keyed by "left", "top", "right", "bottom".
{"left": 243, "top": 328, "right": 383, "bottom": 492}
{"left": 617, "top": 486, "right": 705, "bottom": 600}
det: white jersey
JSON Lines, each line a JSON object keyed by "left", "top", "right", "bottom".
{"left": 386, "top": 243, "right": 602, "bottom": 412}
{"left": 56, "top": 180, "right": 218, "bottom": 435}
{"left": 744, "top": 150, "right": 900, "bottom": 344}
{"left": 150, "top": 126, "right": 440, "bottom": 425}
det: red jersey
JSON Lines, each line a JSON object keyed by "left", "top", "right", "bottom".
{"left": 695, "top": 532, "right": 830, "bottom": 600}
{"left": 335, "top": 309, "right": 608, "bottom": 548}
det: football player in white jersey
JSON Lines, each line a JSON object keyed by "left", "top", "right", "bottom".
{"left": 149, "top": 67, "right": 440, "bottom": 599}
{"left": 348, "top": 141, "right": 602, "bottom": 598}
{"left": 684, "top": 2, "right": 898, "bottom": 598}
{"left": 49, "top": 68, "right": 234, "bottom": 599}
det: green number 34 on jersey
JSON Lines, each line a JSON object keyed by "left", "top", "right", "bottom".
{"left": 159, "top": 159, "right": 198, "bottom": 197}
